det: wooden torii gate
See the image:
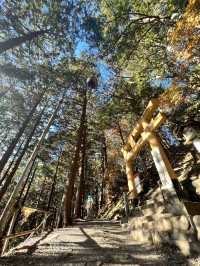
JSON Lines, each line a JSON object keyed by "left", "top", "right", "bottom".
{"left": 122, "top": 99, "right": 177, "bottom": 199}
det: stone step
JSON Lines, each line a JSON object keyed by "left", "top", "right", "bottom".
{"left": 142, "top": 205, "right": 166, "bottom": 216}
{"left": 192, "top": 179, "right": 200, "bottom": 188}
{"left": 131, "top": 219, "right": 198, "bottom": 256}
{"left": 130, "top": 213, "right": 190, "bottom": 233}
{"left": 151, "top": 231, "right": 200, "bottom": 256}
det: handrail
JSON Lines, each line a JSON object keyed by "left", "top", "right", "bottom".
{"left": 2, "top": 212, "right": 52, "bottom": 240}
{"left": 2, "top": 229, "right": 35, "bottom": 240}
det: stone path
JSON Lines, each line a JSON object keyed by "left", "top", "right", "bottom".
{"left": 0, "top": 220, "right": 194, "bottom": 265}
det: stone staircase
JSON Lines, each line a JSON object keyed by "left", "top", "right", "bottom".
{"left": 128, "top": 188, "right": 200, "bottom": 256}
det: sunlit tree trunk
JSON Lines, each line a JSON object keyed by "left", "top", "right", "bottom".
{"left": 100, "top": 135, "right": 107, "bottom": 208}
{"left": 0, "top": 139, "right": 25, "bottom": 186}
{"left": 0, "top": 30, "right": 48, "bottom": 54}
{"left": 0, "top": 90, "right": 45, "bottom": 174}
{"left": 1, "top": 161, "right": 37, "bottom": 255}
{"left": 20, "top": 162, "right": 38, "bottom": 206}
{"left": 0, "top": 106, "right": 45, "bottom": 201}
{"left": 63, "top": 91, "right": 87, "bottom": 226}
{"left": 0, "top": 93, "right": 64, "bottom": 238}
{"left": 56, "top": 194, "right": 65, "bottom": 228}
{"left": 75, "top": 124, "right": 87, "bottom": 218}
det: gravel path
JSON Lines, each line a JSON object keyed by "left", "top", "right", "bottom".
{"left": 0, "top": 220, "right": 198, "bottom": 265}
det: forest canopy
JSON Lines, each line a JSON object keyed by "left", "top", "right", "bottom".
{"left": 0, "top": 0, "right": 199, "bottom": 251}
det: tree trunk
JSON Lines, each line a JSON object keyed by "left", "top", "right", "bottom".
{"left": 0, "top": 93, "right": 64, "bottom": 237}
{"left": 0, "top": 90, "right": 45, "bottom": 174}
{"left": 0, "top": 139, "right": 25, "bottom": 186}
{"left": 0, "top": 30, "right": 48, "bottom": 54}
{"left": 21, "top": 163, "right": 37, "bottom": 206}
{"left": 36, "top": 176, "right": 47, "bottom": 209}
{"left": 100, "top": 135, "right": 107, "bottom": 208}
{"left": 63, "top": 92, "right": 87, "bottom": 226}
{"left": 117, "top": 121, "right": 125, "bottom": 145}
{"left": 18, "top": 158, "right": 37, "bottom": 204}
{"left": 1, "top": 162, "right": 37, "bottom": 255}
{"left": 46, "top": 151, "right": 62, "bottom": 211}
{"left": 75, "top": 124, "right": 86, "bottom": 218}
{"left": 56, "top": 194, "right": 65, "bottom": 228}
{"left": 0, "top": 106, "right": 45, "bottom": 202}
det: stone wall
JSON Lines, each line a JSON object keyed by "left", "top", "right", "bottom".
{"left": 128, "top": 188, "right": 200, "bottom": 256}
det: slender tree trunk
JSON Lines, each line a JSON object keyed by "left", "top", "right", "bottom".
{"left": 36, "top": 176, "right": 47, "bottom": 209}
{"left": 13, "top": 162, "right": 37, "bottom": 231}
{"left": 0, "top": 90, "right": 45, "bottom": 174}
{"left": 46, "top": 152, "right": 62, "bottom": 211}
{"left": 21, "top": 163, "right": 37, "bottom": 206}
{"left": 0, "top": 30, "right": 48, "bottom": 54}
{"left": 18, "top": 158, "right": 37, "bottom": 204}
{"left": 0, "top": 106, "right": 45, "bottom": 201}
{"left": 100, "top": 135, "right": 107, "bottom": 208}
{"left": 43, "top": 155, "right": 61, "bottom": 231}
{"left": 75, "top": 124, "right": 86, "bottom": 218}
{"left": 2, "top": 162, "right": 37, "bottom": 255}
{"left": 100, "top": 151, "right": 105, "bottom": 209}
{"left": 63, "top": 91, "right": 87, "bottom": 226}
{"left": 117, "top": 121, "right": 125, "bottom": 145}
{"left": 0, "top": 93, "right": 64, "bottom": 237}
{"left": 56, "top": 194, "right": 65, "bottom": 228}
{"left": 102, "top": 135, "right": 108, "bottom": 167}
{"left": 0, "top": 139, "right": 25, "bottom": 186}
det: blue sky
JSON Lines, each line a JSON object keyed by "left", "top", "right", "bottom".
{"left": 75, "top": 40, "right": 172, "bottom": 92}
{"left": 75, "top": 40, "right": 114, "bottom": 84}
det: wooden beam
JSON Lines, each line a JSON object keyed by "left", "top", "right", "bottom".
{"left": 146, "top": 112, "right": 166, "bottom": 132}
{"left": 142, "top": 98, "right": 159, "bottom": 122}
{"left": 127, "top": 99, "right": 159, "bottom": 142}
{"left": 124, "top": 112, "right": 166, "bottom": 162}
{"left": 126, "top": 138, "right": 144, "bottom": 162}
{"left": 128, "top": 135, "right": 136, "bottom": 149}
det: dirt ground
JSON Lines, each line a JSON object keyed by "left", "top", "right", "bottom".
{"left": 0, "top": 220, "right": 199, "bottom": 265}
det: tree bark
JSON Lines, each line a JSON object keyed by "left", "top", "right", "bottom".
{"left": 100, "top": 135, "right": 108, "bottom": 208}
{"left": 0, "top": 139, "right": 24, "bottom": 186}
{"left": 42, "top": 154, "right": 61, "bottom": 230}
{"left": 117, "top": 121, "right": 125, "bottom": 145}
{"left": 56, "top": 194, "right": 65, "bottom": 228}
{"left": 13, "top": 163, "right": 37, "bottom": 234}
{"left": 36, "top": 176, "right": 47, "bottom": 209}
{"left": 63, "top": 92, "right": 87, "bottom": 226}
{"left": 0, "top": 106, "right": 45, "bottom": 202}
{"left": 0, "top": 93, "right": 64, "bottom": 237}
{"left": 0, "top": 30, "right": 48, "bottom": 54}
{"left": 75, "top": 124, "right": 87, "bottom": 218}
{"left": 0, "top": 90, "right": 45, "bottom": 174}
{"left": 46, "top": 151, "right": 62, "bottom": 211}
{"left": 18, "top": 158, "right": 37, "bottom": 204}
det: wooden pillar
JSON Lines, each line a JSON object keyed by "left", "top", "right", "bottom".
{"left": 193, "top": 138, "right": 200, "bottom": 153}
{"left": 142, "top": 131, "right": 176, "bottom": 188}
{"left": 125, "top": 161, "right": 137, "bottom": 199}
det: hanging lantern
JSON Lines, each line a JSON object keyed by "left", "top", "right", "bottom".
{"left": 86, "top": 76, "right": 98, "bottom": 89}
